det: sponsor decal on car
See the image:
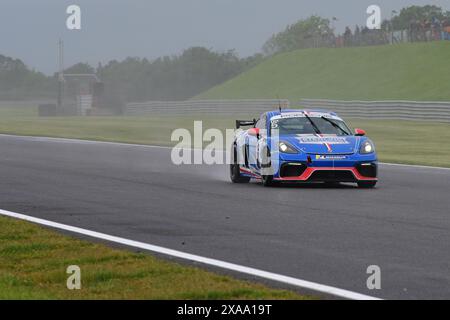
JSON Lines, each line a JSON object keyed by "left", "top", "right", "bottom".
{"left": 297, "top": 136, "right": 349, "bottom": 145}
{"left": 315, "top": 155, "right": 347, "bottom": 160}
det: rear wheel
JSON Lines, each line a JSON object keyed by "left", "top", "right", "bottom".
{"left": 357, "top": 181, "right": 377, "bottom": 188}
{"left": 230, "top": 145, "right": 250, "bottom": 184}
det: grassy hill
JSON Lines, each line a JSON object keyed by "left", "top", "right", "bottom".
{"left": 197, "top": 42, "right": 450, "bottom": 102}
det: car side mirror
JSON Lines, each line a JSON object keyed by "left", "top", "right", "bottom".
{"left": 355, "top": 128, "right": 366, "bottom": 136}
{"left": 248, "top": 127, "right": 260, "bottom": 138}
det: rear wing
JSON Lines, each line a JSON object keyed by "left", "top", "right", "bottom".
{"left": 236, "top": 119, "right": 256, "bottom": 129}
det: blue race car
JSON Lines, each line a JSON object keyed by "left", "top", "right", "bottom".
{"left": 230, "top": 109, "right": 378, "bottom": 188}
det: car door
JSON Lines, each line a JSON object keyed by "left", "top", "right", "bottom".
{"left": 248, "top": 115, "right": 267, "bottom": 170}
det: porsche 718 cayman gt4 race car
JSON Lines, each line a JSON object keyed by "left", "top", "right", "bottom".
{"left": 230, "top": 109, "right": 378, "bottom": 188}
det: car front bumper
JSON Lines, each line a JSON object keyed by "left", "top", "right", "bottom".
{"left": 273, "top": 154, "right": 378, "bottom": 182}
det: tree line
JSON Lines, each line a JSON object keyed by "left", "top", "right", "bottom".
{"left": 98, "top": 48, "right": 262, "bottom": 108}
{"left": 0, "top": 48, "right": 262, "bottom": 106}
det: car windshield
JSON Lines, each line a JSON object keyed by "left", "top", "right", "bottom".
{"left": 271, "top": 116, "right": 351, "bottom": 136}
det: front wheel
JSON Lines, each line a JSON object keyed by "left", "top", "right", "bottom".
{"left": 357, "top": 181, "right": 377, "bottom": 188}
{"left": 230, "top": 145, "right": 250, "bottom": 184}
{"left": 260, "top": 147, "right": 276, "bottom": 187}
{"left": 261, "top": 174, "right": 275, "bottom": 187}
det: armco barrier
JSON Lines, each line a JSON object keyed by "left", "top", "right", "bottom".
{"left": 125, "top": 99, "right": 450, "bottom": 123}
{"left": 125, "top": 100, "right": 290, "bottom": 116}
{"left": 299, "top": 99, "right": 450, "bottom": 123}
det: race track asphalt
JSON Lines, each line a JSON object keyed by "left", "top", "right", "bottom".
{"left": 0, "top": 134, "right": 449, "bottom": 299}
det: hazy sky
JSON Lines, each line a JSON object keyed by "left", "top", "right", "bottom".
{"left": 1, "top": 0, "right": 449, "bottom": 74}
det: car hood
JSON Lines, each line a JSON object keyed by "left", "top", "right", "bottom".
{"left": 282, "top": 134, "right": 360, "bottom": 154}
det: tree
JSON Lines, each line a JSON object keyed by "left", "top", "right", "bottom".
{"left": 0, "top": 54, "right": 55, "bottom": 100}
{"left": 64, "top": 62, "right": 95, "bottom": 75}
{"left": 262, "top": 16, "right": 334, "bottom": 55}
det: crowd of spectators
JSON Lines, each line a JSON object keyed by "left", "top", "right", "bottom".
{"left": 337, "top": 26, "right": 388, "bottom": 47}
{"left": 334, "top": 17, "right": 450, "bottom": 48}
{"left": 408, "top": 17, "right": 450, "bottom": 42}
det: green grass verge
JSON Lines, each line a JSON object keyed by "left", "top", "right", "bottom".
{"left": 0, "top": 105, "right": 237, "bottom": 147}
{"left": 0, "top": 105, "right": 449, "bottom": 168}
{"left": 347, "top": 119, "right": 450, "bottom": 167}
{"left": 0, "top": 216, "right": 312, "bottom": 300}
{"left": 196, "top": 42, "right": 450, "bottom": 102}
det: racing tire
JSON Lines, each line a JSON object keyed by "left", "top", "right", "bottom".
{"left": 261, "top": 174, "right": 275, "bottom": 187}
{"left": 324, "top": 182, "right": 340, "bottom": 187}
{"left": 230, "top": 145, "right": 251, "bottom": 184}
{"left": 260, "top": 147, "right": 276, "bottom": 187}
{"left": 357, "top": 181, "right": 377, "bottom": 189}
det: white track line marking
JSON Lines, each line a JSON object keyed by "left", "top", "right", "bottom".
{"left": 379, "top": 162, "right": 450, "bottom": 171}
{"left": 0, "top": 208, "right": 380, "bottom": 300}
{"left": 0, "top": 134, "right": 172, "bottom": 150}
{"left": 1, "top": 133, "right": 449, "bottom": 171}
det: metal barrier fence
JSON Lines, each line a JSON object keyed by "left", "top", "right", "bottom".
{"left": 125, "top": 100, "right": 290, "bottom": 116}
{"left": 125, "top": 99, "right": 450, "bottom": 123}
{"left": 299, "top": 99, "right": 450, "bottom": 123}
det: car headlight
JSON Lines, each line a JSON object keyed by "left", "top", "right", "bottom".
{"left": 360, "top": 140, "right": 375, "bottom": 154}
{"left": 279, "top": 141, "right": 298, "bottom": 154}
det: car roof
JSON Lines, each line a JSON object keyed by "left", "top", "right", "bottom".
{"left": 265, "top": 108, "right": 339, "bottom": 119}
